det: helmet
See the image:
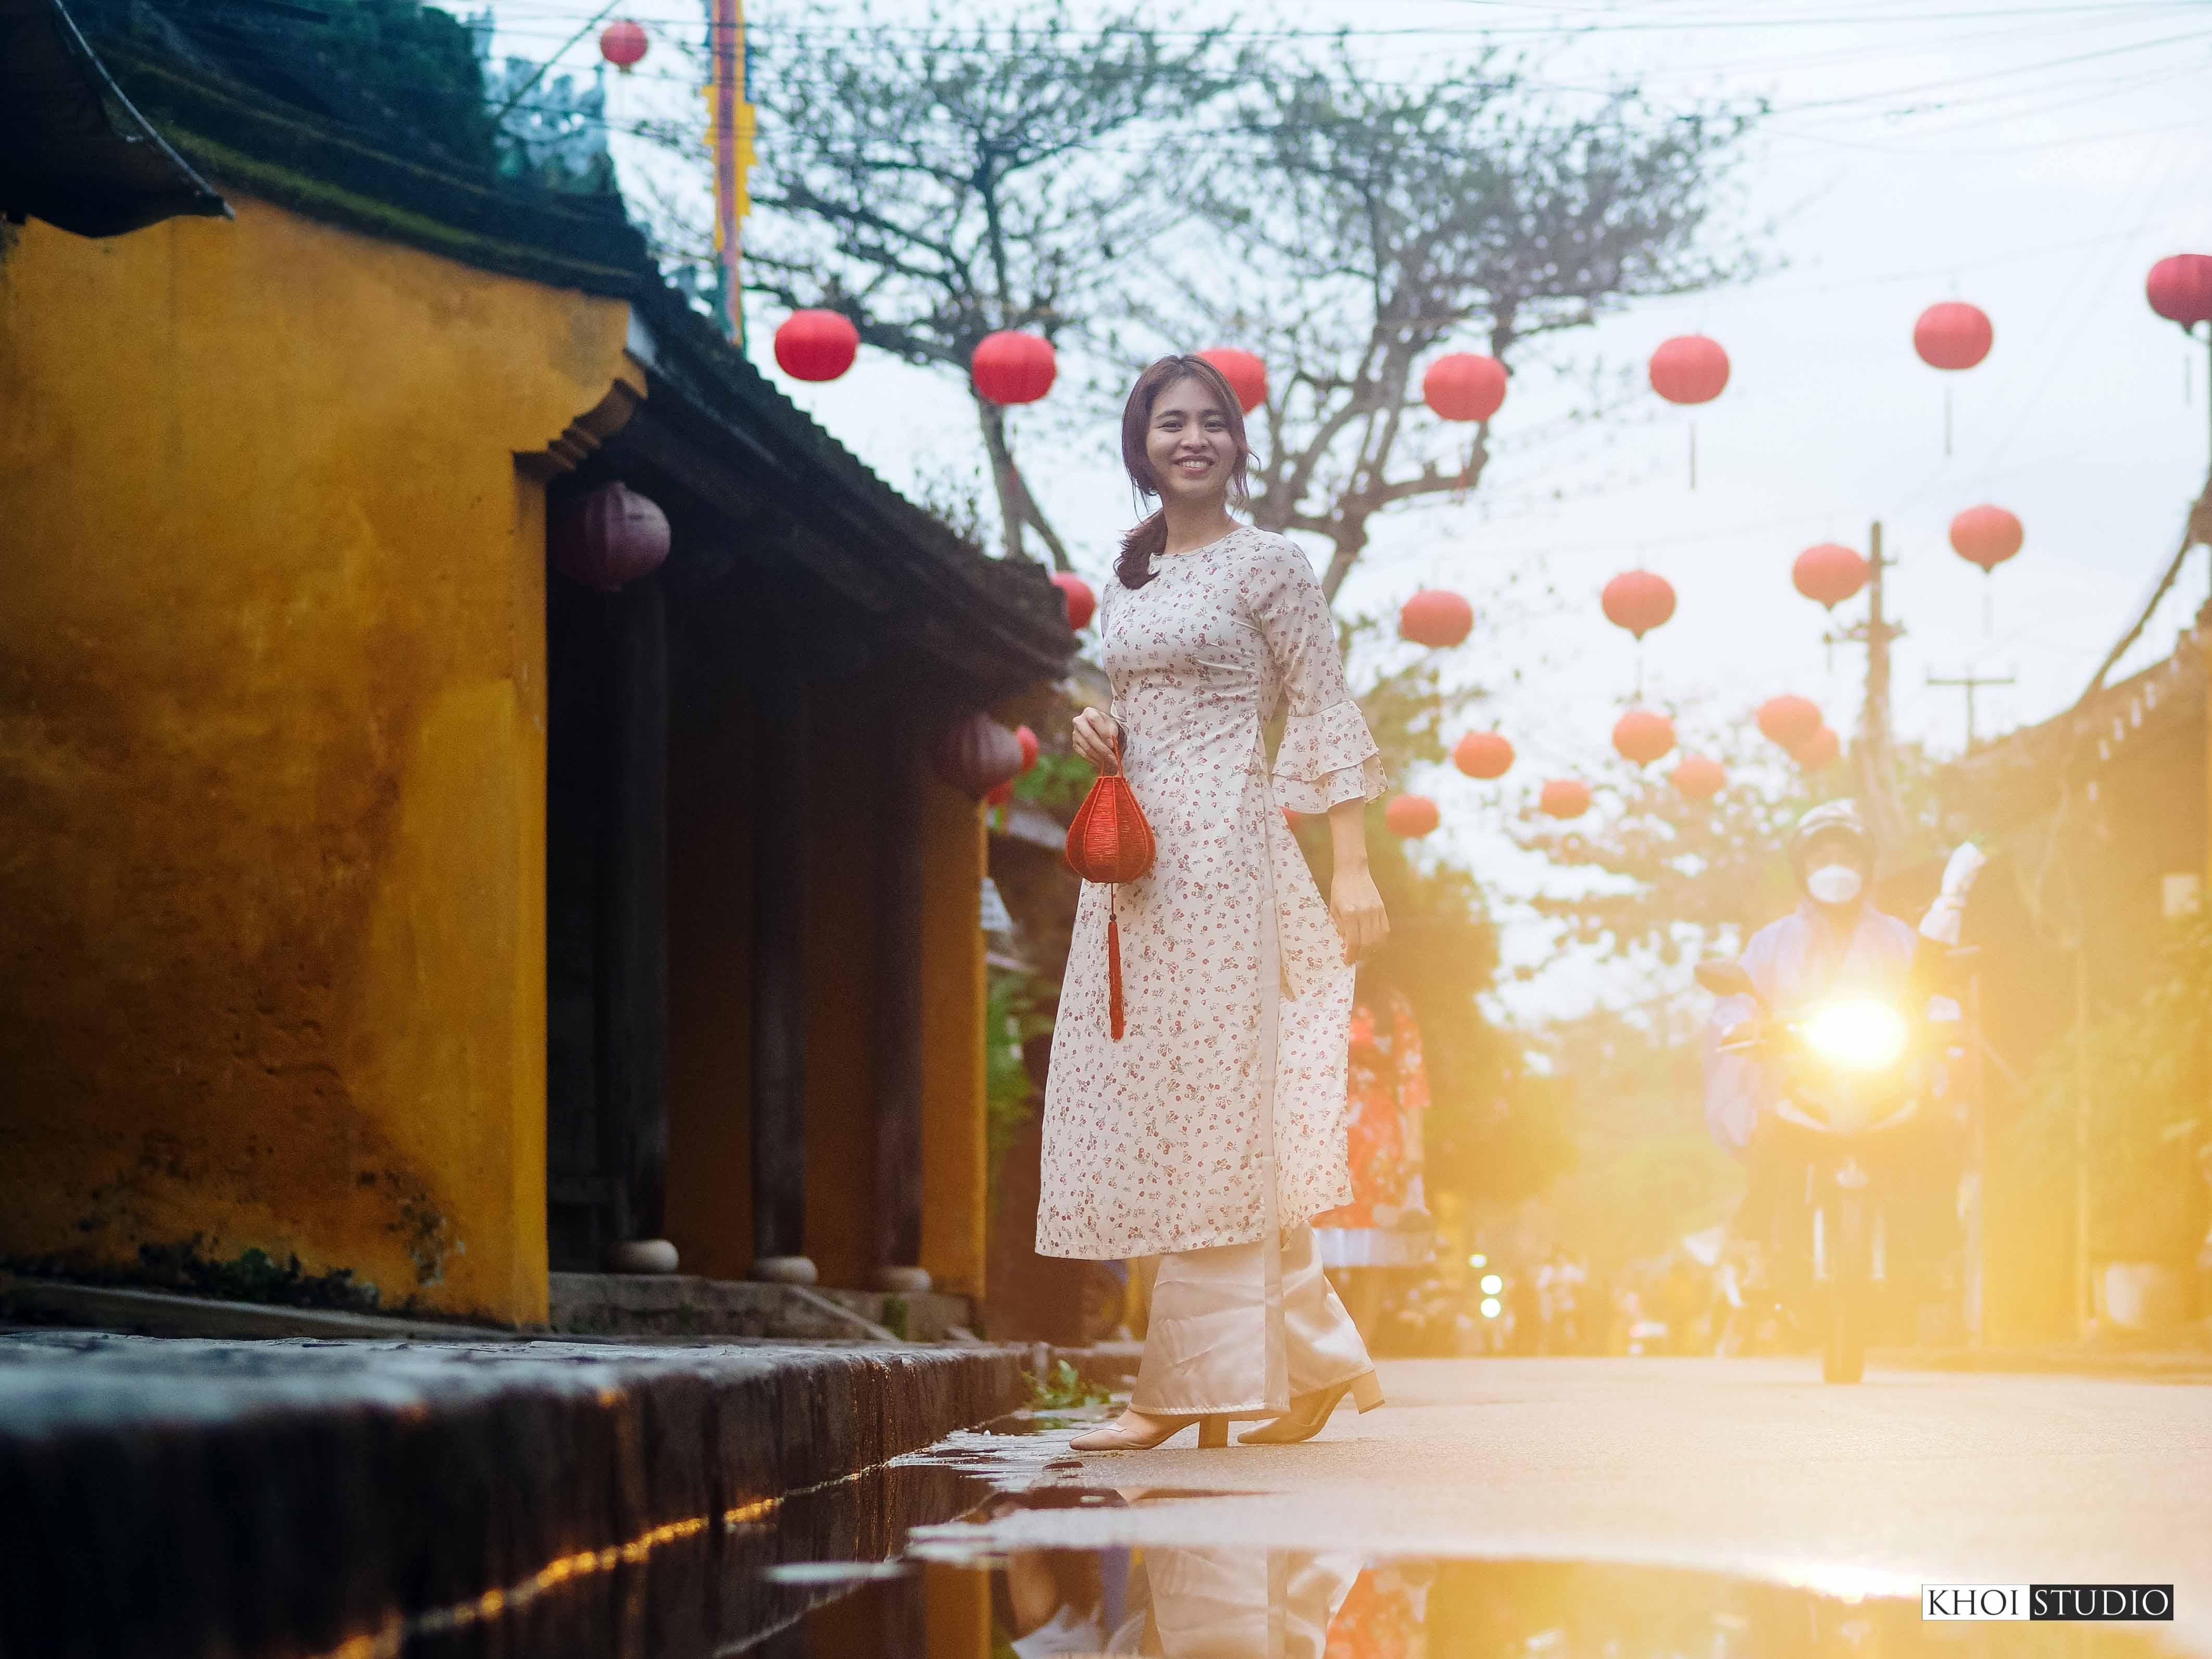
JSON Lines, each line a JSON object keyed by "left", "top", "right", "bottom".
{"left": 1789, "top": 800, "right": 1876, "bottom": 886}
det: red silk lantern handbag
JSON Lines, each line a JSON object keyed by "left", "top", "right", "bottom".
{"left": 1064, "top": 724, "right": 1155, "bottom": 1039}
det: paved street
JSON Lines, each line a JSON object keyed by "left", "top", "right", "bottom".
{"left": 938, "top": 1357, "right": 2212, "bottom": 1652}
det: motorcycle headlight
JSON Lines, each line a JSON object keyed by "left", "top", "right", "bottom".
{"left": 1801, "top": 999, "right": 1909, "bottom": 1072}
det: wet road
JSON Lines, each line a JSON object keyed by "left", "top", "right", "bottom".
{"left": 948, "top": 1356, "right": 2212, "bottom": 1652}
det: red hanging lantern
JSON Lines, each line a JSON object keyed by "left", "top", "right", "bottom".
{"left": 598, "top": 18, "right": 647, "bottom": 69}
{"left": 1949, "top": 505, "right": 2023, "bottom": 574}
{"left": 971, "top": 331, "right": 1056, "bottom": 405}
{"left": 1648, "top": 336, "right": 1729, "bottom": 405}
{"left": 1015, "top": 726, "right": 1039, "bottom": 775}
{"left": 1602, "top": 570, "right": 1677, "bottom": 641}
{"left": 1052, "top": 572, "right": 1096, "bottom": 631}
{"left": 550, "top": 481, "right": 670, "bottom": 592}
{"left": 2146, "top": 255, "right": 2212, "bottom": 328}
{"left": 1283, "top": 806, "right": 1301, "bottom": 830}
{"left": 772, "top": 310, "right": 859, "bottom": 382}
{"left": 1792, "top": 542, "right": 1869, "bottom": 611}
{"left": 1453, "top": 731, "right": 1515, "bottom": 780}
{"left": 1540, "top": 779, "right": 1592, "bottom": 820}
{"left": 985, "top": 778, "right": 1014, "bottom": 807}
{"left": 1913, "top": 302, "right": 1993, "bottom": 371}
{"left": 1670, "top": 755, "right": 1726, "bottom": 801}
{"left": 933, "top": 711, "right": 1024, "bottom": 800}
{"left": 1794, "top": 726, "right": 1842, "bottom": 771}
{"left": 1399, "top": 589, "right": 1474, "bottom": 649}
{"left": 1613, "top": 709, "right": 1676, "bottom": 767}
{"left": 1385, "top": 794, "right": 1441, "bottom": 838}
{"left": 1198, "top": 348, "right": 1267, "bottom": 413}
{"left": 1757, "top": 695, "right": 1822, "bottom": 751}
{"left": 1422, "top": 354, "right": 1508, "bottom": 422}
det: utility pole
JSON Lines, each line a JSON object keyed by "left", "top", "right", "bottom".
{"left": 1823, "top": 520, "right": 1911, "bottom": 859}
{"left": 1926, "top": 666, "right": 2017, "bottom": 751}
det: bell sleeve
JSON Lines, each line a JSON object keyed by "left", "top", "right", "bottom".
{"left": 1251, "top": 542, "right": 1387, "bottom": 814}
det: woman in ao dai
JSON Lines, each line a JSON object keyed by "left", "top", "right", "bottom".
{"left": 1038, "top": 356, "right": 1391, "bottom": 1451}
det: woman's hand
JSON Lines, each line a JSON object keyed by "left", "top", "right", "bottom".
{"left": 1324, "top": 797, "right": 1387, "bottom": 963}
{"left": 1330, "top": 860, "right": 1389, "bottom": 964}
{"left": 1071, "top": 706, "right": 1122, "bottom": 770}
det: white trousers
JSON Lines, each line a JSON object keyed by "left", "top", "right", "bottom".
{"left": 1131, "top": 1223, "right": 1374, "bottom": 1416}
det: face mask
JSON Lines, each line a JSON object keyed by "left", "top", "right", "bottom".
{"left": 1807, "top": 864, "right": 1863, "bottom": 906}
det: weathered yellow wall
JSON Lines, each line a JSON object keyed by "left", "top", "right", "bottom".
{"left": 0, "top": 199, "right": 633, "bottom": 1323}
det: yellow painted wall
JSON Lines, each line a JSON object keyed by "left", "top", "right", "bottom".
{"left": 0, "top": 199, "right": 633, "bottom": 1323}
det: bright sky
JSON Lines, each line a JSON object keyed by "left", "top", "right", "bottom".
{"left": 487, "top": 0, "right": 2212, "bottom": 1014}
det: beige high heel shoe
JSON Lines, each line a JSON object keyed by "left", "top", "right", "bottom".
{"left": 1236, "top": 1370, "right": 1385, "bottom": 1445}
{"left": 1069, "top": 1411, "right": 1235, "bottom": 1452}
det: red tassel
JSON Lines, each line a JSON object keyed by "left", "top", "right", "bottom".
{"left": 1107, "top": 905, "right": 1125, "bottom": 1040}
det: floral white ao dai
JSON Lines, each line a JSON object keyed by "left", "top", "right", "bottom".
{"left": 1035, "top": 526, "right": 1387, "bottom": 1262}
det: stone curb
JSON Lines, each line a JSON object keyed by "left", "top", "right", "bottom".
{"left": 0, "top": 1330, "right": 1026, "bottom": 1657}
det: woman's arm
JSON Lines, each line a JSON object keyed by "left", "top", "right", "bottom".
{"left": 1327, "top": 797, "right": 1389, "bottom": 964}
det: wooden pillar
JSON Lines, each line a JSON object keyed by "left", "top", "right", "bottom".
{"left": 751, "top": 639, "right": 815, "bottom": 1284}
{"left": 598, "top": 574, "right": 675, "bottom": 1274}
{"left": 873, "top": 717, "right": 930, "bottom": 1292}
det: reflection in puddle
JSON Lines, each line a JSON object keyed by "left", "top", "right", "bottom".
{"left": 396, "top": 1444, "right": 2185, "bottom": 1658}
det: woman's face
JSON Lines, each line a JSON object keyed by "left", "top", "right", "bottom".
{"left": 1144, "top": 375, "right": 1238, "bottom": 507}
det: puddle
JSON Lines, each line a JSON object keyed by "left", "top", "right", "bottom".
{"left": 392, "top": 1435, "right": 2191, "bottom": 1658}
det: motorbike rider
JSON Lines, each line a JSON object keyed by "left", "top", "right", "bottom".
{"left": 1703, "top": 801, "right": 1961, "bottom": 1280}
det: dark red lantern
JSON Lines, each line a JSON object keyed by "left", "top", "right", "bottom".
{"left": 1613, "top": 709, "right": 1676, "bottom": 767}
{"left": 1198, "top": 348, "right": 1267, "bottom": 413}
{"left": 1052, "top": 572, "right": 1096, "bottom": 631}
{"left": 1015, "top": 725, "right": 1039, "bottom": 775}
{"left": 1648, "top": 335, "right": 1729, "bottom": 406}
{"left": 1602, "top": 570, "right": 1677, "bottom": 641}
{"left": 1399, "top": 589, "right": 1474, "bottom": 649}
{"left": 773, "top": 310, "right": 859, "bottom": 382}
{"left": 1453, "top": 731, "right": 1514, "bottom": 780}
{"left": 1385, "top": 794, "right": 1441, "bottom": 838}
{"left": 1795, "top": 726, "right": 1842, "bottom": 771}
{"left": 1913, "top": 302, "right": 1993, "bottom": 371}
{"left": 1757, "top": 695, "right": 1822, "bottom": 751}
{"left": 985, "top": 779, "right": 1013, "bottom": 807}
{"left": 598, "top": 18, "right": 647, "bottom": 69}
{"left": 934, "top": 711, "right": 1024, "bottom": 801}
{"left": 1540, "top": 779, "right": 1592, "bottom": 820}
{"left": 971, "top": 331, "right": 1056, "bottom": 404}
{"left": 1949, "top": 505, "right": 2023, "bottom": 573}
{"left": 1422, "top": 354, "right": 1508, "bottom": 422}
{"left": 550, "top": 481, "right": 670, "bottom": 592}
{"left": 1671, "top": 755, "right": 1726, "bottom": 801}
{"left": 1793, "top": 542, "right": 1869, "bottom": 610}
{"left": 2146, "top": 255, "right": 2212, "bottom": 329}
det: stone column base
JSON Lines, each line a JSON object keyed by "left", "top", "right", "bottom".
{"left": 871, "top": 1265, "right": 933, "bottom": 1294}
{"left": 751, "top": 1255, "right": 819, "bottom": 1286}
{"left": 605, "top": 1239, "right": 680, "bottom": 1275}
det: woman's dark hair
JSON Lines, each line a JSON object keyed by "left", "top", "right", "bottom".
{"left": 1116, "top": 355, "right": 1252, "bottom": 590}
